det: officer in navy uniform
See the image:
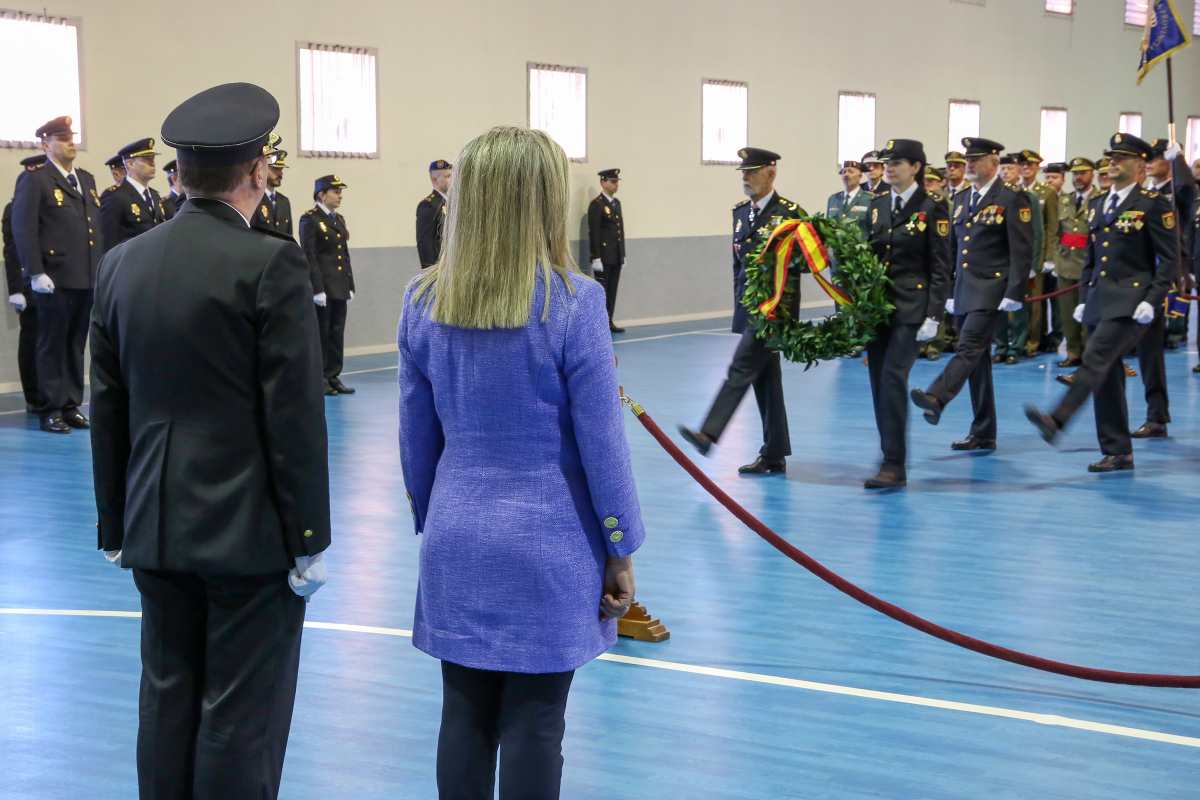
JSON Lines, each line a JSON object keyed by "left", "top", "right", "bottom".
{"left": 11, "top": 115, "right": 105, "bottom": 433}
{"left": 102, "top": 154, "right": 125, "bottom": 197}
{"left": 416, "top": 158, "right": 452, "bottom": 268}
{"left": 100, "top": 138, "right": 166, "bottom": 249}
{"left": 587, "top": 167, "right": 626, "bottom": 332}
{"left": 253, "top": 136, "right": 293, "bottom": 237}
{"left": 300, "top": 175, "right": 355, "bottom": 395}
{"left": 161, "top": 159, "right": 186, "bottom": 219}
{"left": 910, "top": 137, "right": 1034, "bottom": 451}
{"left": 861, "top": 139, "right": 951, "bottom": 489}
{"left": 1025, "top": 133, "right": 1179, "bottom": 472}
{"left": 3, "top": 154, "right": 48, "bottom": 411}
{"left": 861, "top": 151, "right": 890, "bottom": 195}
{"left": 678, "top": 147, "right": 804, "bottom": 474}
{"left": 90, "top": 82, "right": 330, "bottom": 800}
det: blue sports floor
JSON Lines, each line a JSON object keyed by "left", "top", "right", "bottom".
{"left": 2, "top": 317, "right": 1199, "bottom": 799}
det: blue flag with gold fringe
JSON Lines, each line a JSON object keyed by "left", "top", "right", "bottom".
{"left": 1136, "top": 0, "right": 1191, "bottom": 85}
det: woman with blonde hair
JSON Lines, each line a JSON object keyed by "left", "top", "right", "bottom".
{"left": 398, "top": 126, "right": 644, "bottom": 800}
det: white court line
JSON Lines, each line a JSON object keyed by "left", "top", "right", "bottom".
{"left": 4, "top": 607, "right": 1197, "bottom": 750}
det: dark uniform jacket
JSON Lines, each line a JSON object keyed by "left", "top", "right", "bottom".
{"left": 299, "top": 206, "right": 354, "bottom": 300}
{"left": 731, "top": 191, "right": 805, "bottom": 334}
{"left": 100, "top": 179, "right": 166, "bottom": 249}
{"left": 11, "top": 162, "right": 104, "bottom": 290}
{"left": 1080, "top": 188, "right": 1178, "bottom": 325}
{"left": 415, "top": 191, "right": 446, "bottom": 268}
{"left": 3, "top": 201, "right": 24, "bottom": 296}
{"left": 162, "top": 191, "right": 186, "bottom": 220}
{"left": 949, "top": 179, "right": 1034, "bottom": 313}
{"left": 252, "top": 190, "right": 294, "bottom": 238}
{"left": 587, "top": 193, "right": 625, "bottom": 266}
{"left": 864, "top": 187, "right": 952, "bottom": 325}
{"left": 1192, "top": 191, "right": 1200, "bottom": 281}
{"left": 90, "top": 198, "right": 330, "bottom": 574}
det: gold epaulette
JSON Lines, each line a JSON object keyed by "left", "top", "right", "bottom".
{"left": 733, "top": 199, "right": 750, "bottom": 209}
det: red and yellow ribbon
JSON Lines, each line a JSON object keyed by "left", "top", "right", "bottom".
{"left": 757, "top": 220, "right": 851, "bottom": 319}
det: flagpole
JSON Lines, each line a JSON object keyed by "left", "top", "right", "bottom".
{"left": 1166, "top": 57, "right": 1176, "bottom": 144}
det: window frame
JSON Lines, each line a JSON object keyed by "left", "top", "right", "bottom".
{"left": 1123, "top": 0, "right": 1148, "bottom": 28}
{"left": 0, "top": 10, "right": 86, "bottom": 150}
{"left": 294, "top": 41, "right": 382, "bottom": 160}
{"left": 1118, "top": 111, "right": 1144, "bottom": 137}
{"left": 836, "top": 90, "right": 877, "bottom": 168}
{"left": 700, "top": 78, "right": 749, "bottom": 166}
{"left": 1038, "top": 107, "right": 1069, "bottom": 165}
{"left": 946, "top": 99, "right": 982, "bottom": 155}
{"left": 1044, "top": 0, "right": 1074, "bottom": 18}
{"left": 1185, "top": 116, "right": 1200, "bottom": 166}
{"left": 526, "top": 62, "right": 589, "bottom": 163}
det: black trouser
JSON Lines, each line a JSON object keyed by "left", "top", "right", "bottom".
{"left": 133, "top": 569, "right": 306, "bottom": 800}
{"left": 32, "top": 288, "right": 90, "bottom": 415}
{"left": 867, "top": 322, "right": 920, "bottom": 468}
{"left": 700, "top": 327, "right": 791, "bottom": 460}
{"left": 1135, "top": 312, "right": 1169, "bottom": 424}
{"left": 316, "top": 298, "right": 348, "bottom": 381}
{"left": 927, "top": 310, "right": 1003, "bottom": 440}
{"left": 595, "top": 262, "right": 623, "bottom": 323}
{"left": 437, "top": 660, "right": 575, "bottom": 800}
{"left": 15, "top": 294, "right": 41, "bottom": 407}
{"left": 1051, "top": 317, "right": 1147, "bottom": 456}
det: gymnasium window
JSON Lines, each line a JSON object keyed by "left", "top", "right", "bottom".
{"left": 1045, "top": 0, "right": 1073, "bottom": 16}
{"left": 1118, "top": 112, "right": 1143, "bottom": 137}
{"left": 1125, "top": 0, "right": 1148, "bottom": 26}
{"left": 837, "top": 92, "right": 875, "bottom": 166}
{"left": 1194, "top": 0, "right": 1200, "bottom": 34}
{"left": 1039, "top": 108, "right": 1068, "bottom": 164}
{"left": 297, "top": 44, "right": 379, "bottom": 158}
{"left": 0, "top": 11, "right": 82, "bottom": 148}
{"left": 701, "top": 80, "right": 748, "bottom": 165}
{"left": 528, "top": 63, "right": 588, "bottom": 161}
{"left": 1186, "top": 117, "right": 1200, "bottom": 165}
{"left": 947, "top": 100, "right": 981, "bottom": 154}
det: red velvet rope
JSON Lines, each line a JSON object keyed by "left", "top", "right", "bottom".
{"left": 624, "top": 398, "right": 1199, "bottom": 687}
{"left": 1024, "top": 281, "right": 1080, "bottom": 303}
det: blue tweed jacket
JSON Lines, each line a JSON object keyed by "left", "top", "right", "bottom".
{"left": 398, "top": 270, "right": 645, "bottom": 673}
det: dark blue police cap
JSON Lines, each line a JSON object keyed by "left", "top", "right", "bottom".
{"left": 598, "top": 168, "right": 620, "bottom": 180}
{"left": 105, "top": 154, "right": 123, "bottom": 168}
{"left": 20, "top": 154, "right": 47, "bottom": 170}
{"left": 879, "top": 139, "right": 927, "bottom": 165}
{"left": 962, "top": 137, "right": 1004, "bottom": 157}
{"left": 118, "top": 137, "right": 160, "bottom": 160}
{"left": 735, "top": 147, "right": 780, "bottom": 171}
{"left": 314, "top": 174, "right": 348, "bottom": 197}
{"left": 1105, "top": 133, "right": 1153, "bottom": 160}
{"left": 429, "top": 159, "right": 452, "bottom": 172}
{"left": 163, "top": 159, "right": 178, "bottom": 174}
{"left": 161, "top": 83, "right": 279, "bottom": 166}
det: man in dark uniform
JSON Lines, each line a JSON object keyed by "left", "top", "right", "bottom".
{"left": 678, "top": 147, "right": 804, "bottom": 474}
{"left": 416, "top": 158, "right": 452, "bottom": 269}
{"left": 1026, "top": 133, "right": 1179, "bottom": 472}
{"left": 90, "top": 82, "right": 330, "bottom": 800}
{"left": 11, "top": 115, "right": 105, "bottom": 433}
{"left": 161, "top": 159, "right": 186, "bottom": 219}
{"left": 253, "top": 136, "right": 293, "bottom": 237}
{"left": 826, "top": 160, "right": 872, "bottom": 223}
{"left": 102, "top": 154, "right": 125, "bottom": 197}
{"left": 3, "top": 154, "right": 48, "bottom": 412}
{"left": 910, "top": 137, "right": 1034, "bottom": 452}
{"left": 587, "top": 167, "right": 626, "bottom": 332}
{"left": 100, "top": 138, "right": 166, "bottom": 249}
{"left": 861, "top": 139, "right": 951, "bottom": 488}
{"left": 862, "top": 150, "right": 890, "bottom": 195}
{"left": 300, "top": 175, "right": 355, "bottom": 395}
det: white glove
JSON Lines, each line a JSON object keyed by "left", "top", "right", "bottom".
{"left": 288, "top": 552, "right": 327, "bottom": 598}
{"left": 103, "top": 550, "right": 122, "bottom": 567}
{"left": 1073, "top": 303, "right": 1085, "bottom": 323}
{"left": 1042, "top": 261, "right": 1055, "bottom": 274}
{"left": 31, "top": 273, "right": 55, "bottom": 294}
{"left": 1165, "top": 142, "right": 1181, "bottom": 161}
{"left": 591, "top": 258, "right": 603, "bottom": 273}
{"left": 915, "top": 317, "right": 939, "bottom": 342}
{"left": 944, "top": 298, "right": 956, "bottom": 315}
{"left": 1028, "top": 268, "right": 1037, "bottom": 279}
{"left": 348, "top": 290, "right": 355, "bottom": 303}
{"left": 998, "top": 297, "right": 1023, "bottom": 312}
{"left": 313, "top": 292, "right": 328, "bottom": 307}
{"left": 8, "top": 293, "right": 26, "bottom": 312}
{"left": 1132, "top": 301, "right": 1155, "bottom": 325}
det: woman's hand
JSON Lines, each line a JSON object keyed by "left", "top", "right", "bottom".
{"left": 600, "top": 556, "right": 635, "bottom": 620}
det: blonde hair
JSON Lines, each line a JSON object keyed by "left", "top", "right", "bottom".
{"left": 413, "top": 127, "right": 576, "bottom": 328}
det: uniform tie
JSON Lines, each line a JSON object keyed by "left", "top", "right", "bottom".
{"left": 1075, "top": 192, "right": 1084, "bottom": 213}
{"left": 144, "top": 189, "right": 157, "bottom": 222}
{"left": 969, "top": 190, "right": 980, "bottom": 215}
{"left": 893, "top": 194, "right": 903, "bottom": 217}
{"left": 67, "top": 174, "right": 78, "bottom": 192}
{"left": 1104, "top": 193, "right": 1119, "bottom": 224}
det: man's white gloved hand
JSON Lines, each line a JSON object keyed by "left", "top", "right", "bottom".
{"left": 998, "top": 297, "right": 1023, "bottom": 313}
{"left": 944, "top": 298, "right": 955, "bottom": 315}
{"left": 348, "top": 290, "right": 354, "bottom": 302}
{"left": 313, "top": 292, "right": 327, "bottom": 307}
{"left": 103, "top": 550, "right": 122, "bottom": 567}
{"left": 1132, "top": 301, "right": 1155, "bottom": 325}
{"left": 288, "top": 552, "right": 327, "bottom": 598}
{"left": 1165, "top": 142, "right": 1182, "bottom": 161}
{"left": 31, "top": 273, "right": 55, "bottom": 294}
{"left": 1042, "top": 261, "right": 1055, "bottom": 274}
{"left": 591, "top": 258, "right": 603, "bottom": 274}
{"left": 1073, "top": 303, "right": 1085, "bottom": 323}
{"left": 8, "top": 293, "right": 26, "bottom": 312}
{"left": 915, "top": 317, "right": 939, "bottom": 342}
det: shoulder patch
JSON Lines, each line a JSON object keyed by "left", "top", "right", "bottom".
{"left": 734, "top": 198, "right": 750, "bottom": 209}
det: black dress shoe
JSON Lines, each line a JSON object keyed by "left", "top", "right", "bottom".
{"left": 62, "top": 409, "right": 90, "bottom": 429}
{"left": 330, "top": 378, "right": 356, "bottom": 394}
{"left": 1024, "top": 405, "right": 1060, "bottom": 445}
{"left": 910, "top": 389, "right": 942, "bottom": 426}
{"left": 864, "top": 465, "right": 906, "bottom": 490}
{"left": 1088, "top": 454, "right": 1134, "bottom": 473}
{"left": 40, "top": 415, "right": 71, "bottom": 434}
{"left": 1055, "top": 371, "right": 1077, "bottom": 387}
{"left": 324, "top": 382, "right": 338, "bottom": 396}
{"left": 609, "top": 324, "right": 626, "bottom": 334}
{"left": 1006, "top": 355, "right": 1018, "bottom": 365}
{"left": 1057, "top": 357, "right": 1082, "bottom": 368}
{"left": 738, "top": 457, "right": 786, "bottom": 475}
{"left": 924, "top": 347, "right": 941, "bottom": 361}
{"left": 991, "top": 353, "right": 1005, "bottom": 364}
{"left": 951, "top": 435, "right": 996, "bottom": 452}
{"left": 1131, "top": 422, "right": 1167, "bottom": 439}
{"left": 677, "top": 426, "right": 713, "bottom": 456}
{"left": 1193, "top": 363, "right": 1200, "bottom": 374}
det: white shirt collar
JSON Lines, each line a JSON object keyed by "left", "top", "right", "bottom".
{"left": 1106, "top": 181, "right": 1137, "bottom": 208}
{"left": 265, "top": 188, "right": 275, "bottom": 200}
{"left": 49, "top": 157, "right": 76, "bottom": 184}
{"left": 970, "top": 173, "right": 999, "bottom": 199}
{"left": 753, "top": 191, "right": 775, "bottom": 213}
{"left": 601, "top": 191, "right": 615, "bottom": 203}
{"left": 316, "top": 201, "right": 334, "bottom": 216}
{"left": 1153, "top": 178, "right": 1171, "bottom": 191}
{"left": 890, "top": 182, "right": 918, "bottom": 208}
{"left": 435, "top": 189, "right": 448, "bottom": 203}
{"left": 125, "top": 175, "right": 149, "bottom": 197}
{"left": 843, "top": 186, "right": 860, "bottom": 203}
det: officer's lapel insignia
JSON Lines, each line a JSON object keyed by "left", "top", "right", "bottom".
{"left": 318, "top": 220, "right": 328, "bottom": 233}
{"left": 871, "top": 207, "right": 878, "bottom": 226}
{"left": 53, "top": 188, "right": 65, "bottom": 206}
{"left": 261, "top": 204, "right": 270, "bottom": 219}
{"left": 90, "top": 188, "right": 100, "bottom": 206}
{"left": 604, "top": 206, "right": 612, "bottom": 216}
{"left": 936, "top": 219, "right": 949, "bottom": 238}
{"left": 953, "top": 203, "right": 963, "bottom": 221}
{"left": 1087, "top": 207, "right": 1096, "bottom": 223}
{"left": 735, "top": 218, "right": 743, "bottom": 234}
{"left": 131, "top": 202, "right": 142, "bottom": 217}
{"left": 1163, "top": 211, "right": 1176, "bottom": 230}
{"left": 1019, "top": 207, "right": 1032, "bottom": 224}
{"left": 441, "top": 205, "right": 447, "bottom": 216}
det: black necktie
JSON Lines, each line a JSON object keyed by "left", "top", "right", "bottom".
{"left": 144, "top": 189, "right": 157, "bottom": 221}
{"left": 969, "top": 190, "right": 981, "bottom": 215}
{"left": 1075, "top": 193, "right": 1083, "bottom": 213}
{"left": 893, "top": 195, "right": 903, "bottom": 217}
{"left": 1104, "top": 193, "right": 1119, "bottom": 223}
{"left": 67, "top": 174, "right": 78, "bottom": 193}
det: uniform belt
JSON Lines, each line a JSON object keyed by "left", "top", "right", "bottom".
{"left": 1059, "top": 232, "right": 1088, "bottom": 249}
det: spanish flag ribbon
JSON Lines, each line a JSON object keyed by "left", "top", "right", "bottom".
{"left": 757, "top": 220, "right": 851, "bottom": 319}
